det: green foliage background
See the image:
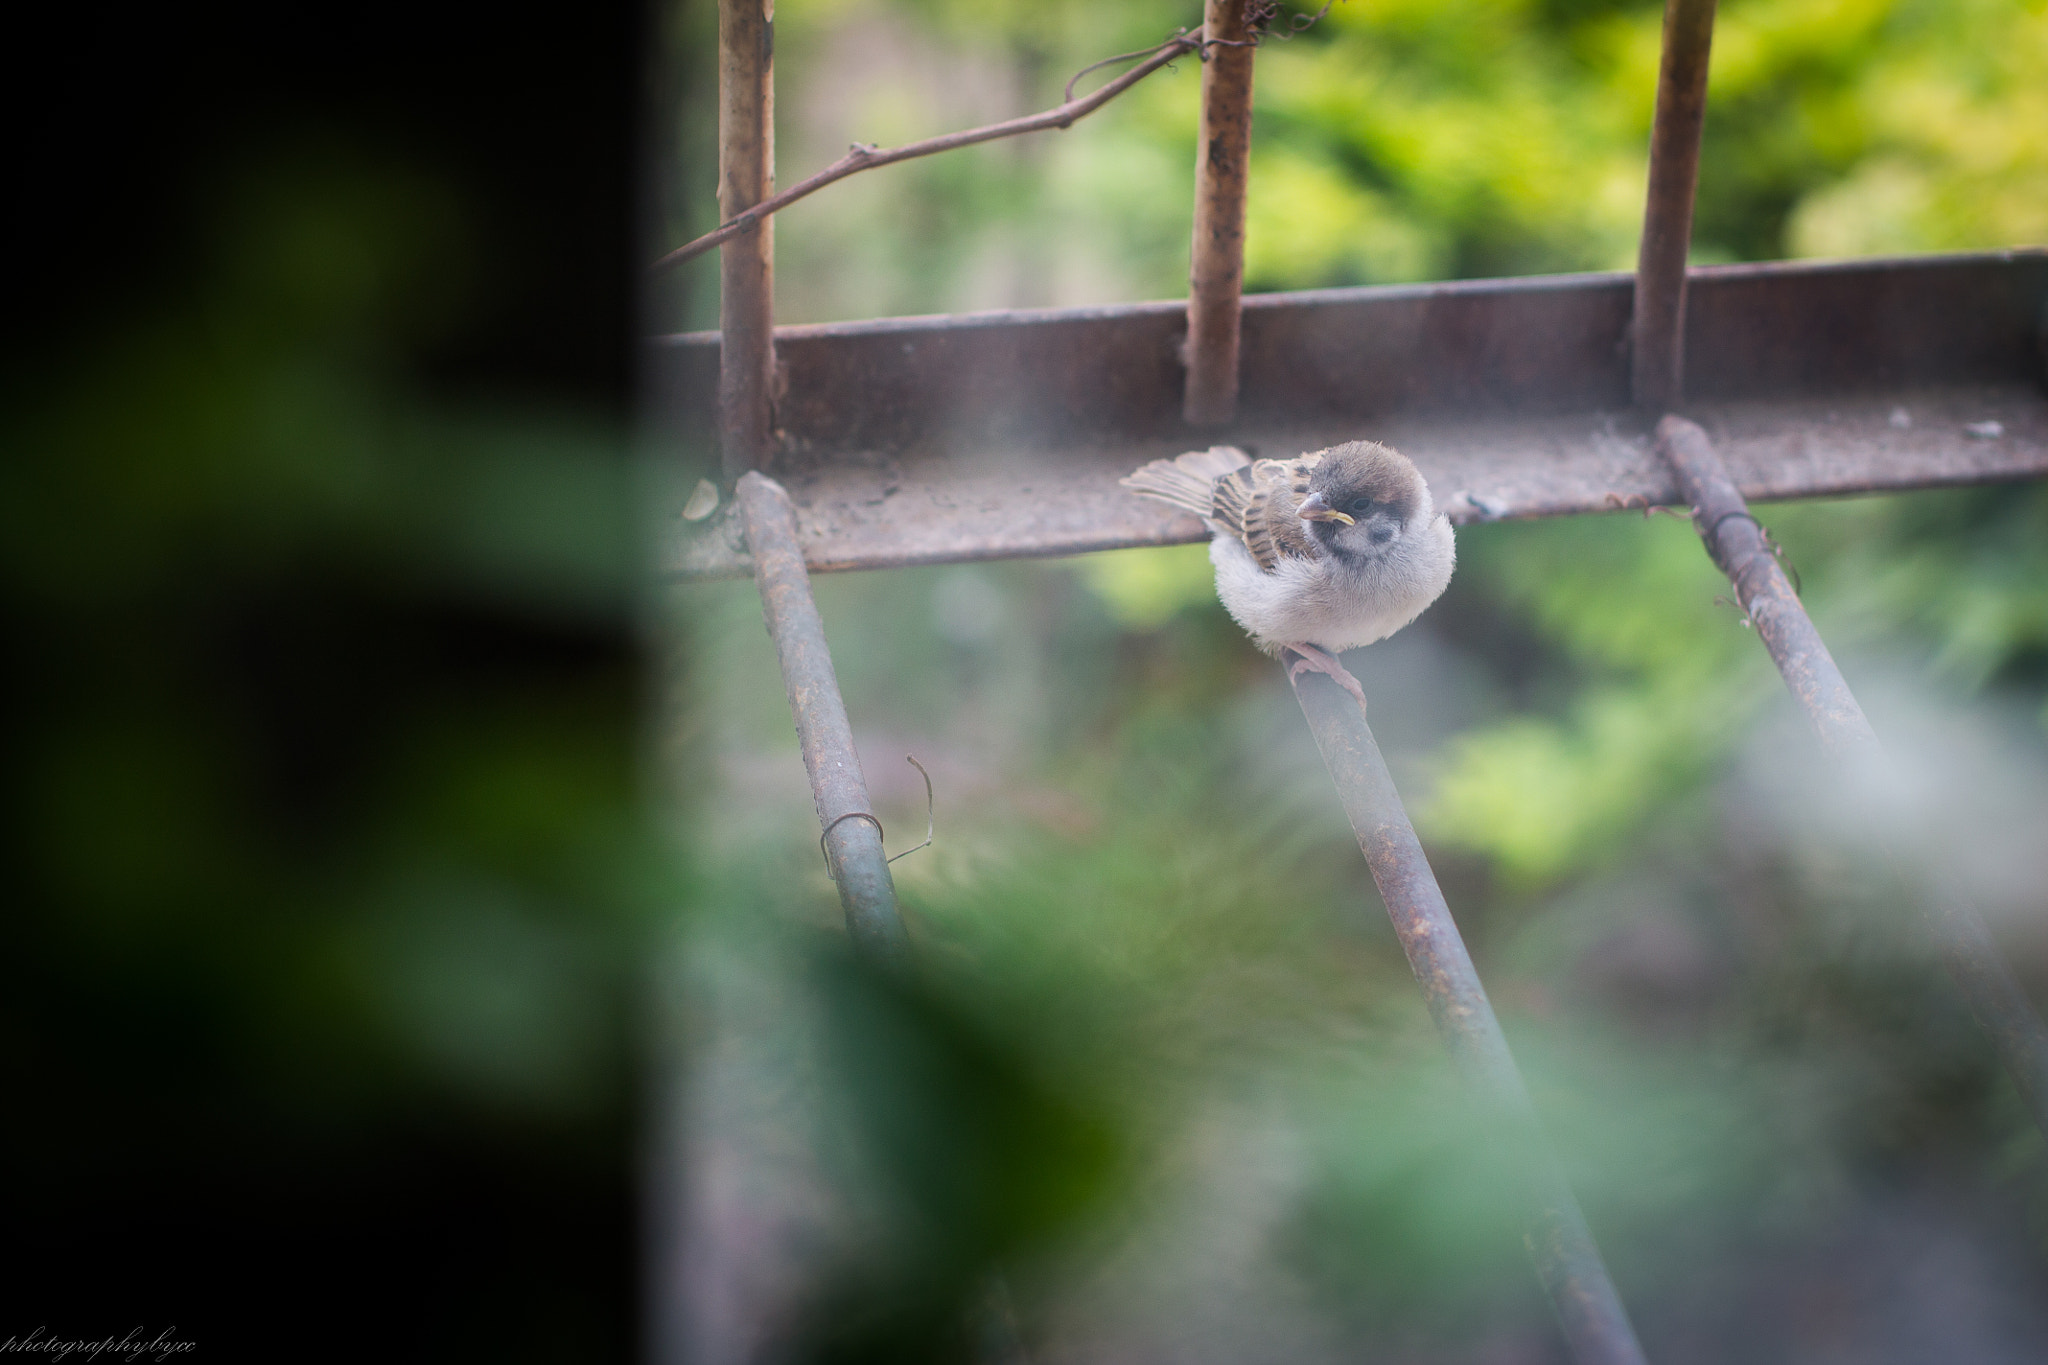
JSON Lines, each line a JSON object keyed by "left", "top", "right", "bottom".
{"left": 660, "top": 0, "right": 2048, "bottom": 325}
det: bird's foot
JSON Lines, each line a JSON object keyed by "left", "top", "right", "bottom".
{"left": 1283, "top": 643, "right": 1368, "bottom": 714}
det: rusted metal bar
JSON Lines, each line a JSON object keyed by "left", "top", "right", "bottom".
{"left": 1658, "top": 414, "right": 2048, "bottom": 1139}
{"left": 661, "top": 253, "right": 2047, "bottom": 454}
{"left": 1183, "top": 0, "right": 1256, "bottom": 426}
{"left": 737, "top": 471, "right": 912, "bottom": 969}
{"left": 661, "top": 254, "right": 2048, "bottom": 454}
{"left": 667, "top": 383, "right": 2048, "bottom": 578}
{"left": 658, "top": 252, "right": 2048, "bottom": 575}
{"left": 1631, "top": 0, "right": 1717, "bottom": 412}
{"left": 1289, "top": 666, "right": 1649, "bottom": 1365}
{"left": 718, "top": 0, "right": 777, "bottom": 479}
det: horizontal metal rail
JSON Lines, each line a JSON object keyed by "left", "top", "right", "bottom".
{"left": 1290, "top": 667, "right": 1648, "bottom": 1365}
{"left": 738, "top": 472, "right": 913, "bottom": 969}
{"left": 1658, "top": 416, "right": 2048, "bottom": 1139}
{"left": 660, "top": 252, "right": 2048, "bottom": 577}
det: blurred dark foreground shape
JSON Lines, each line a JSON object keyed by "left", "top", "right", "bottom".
{"left": 3, "top": 0, "right": 650, "bottom": 1357}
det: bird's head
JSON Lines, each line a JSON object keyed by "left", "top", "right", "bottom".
{"left": 1294, "top": 440, "right": 1429, "bottom": 558}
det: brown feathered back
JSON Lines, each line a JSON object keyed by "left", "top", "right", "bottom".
{"left": 1120, "top": 445, "right": 1328, "bottom": 572}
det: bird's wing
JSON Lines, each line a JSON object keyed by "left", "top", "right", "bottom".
{"left": 1120, "top": 445, "right": 1251, "bottom": 516}
{"left": 1122, "top": 447, "right": 1324, "bottom": 574}
{"left": 1214, "top": 455, "right": 1322, "bottom": 572}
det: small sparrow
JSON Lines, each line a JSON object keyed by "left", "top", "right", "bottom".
{"left": 1120, "top": 440, "right": 1456, "bottom": 706}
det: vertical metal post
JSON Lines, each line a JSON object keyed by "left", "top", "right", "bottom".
{"left": 1290, "top": 668, "right": 1650, "bottom": 1365}
{"left": 1183, "top": 0, "right": 1255, "bottom": 426}
{"left": 738, "top": 473, "right": 912, "bottom": 969}
{"left": 1657, "top": 415, "right": 2048, "bottom": 1140}
{"left": 1631, "top": 0, "right": 1716, "bottom": 412}
{"left": 719, "top": 0, "right": 776, "bottom": 479}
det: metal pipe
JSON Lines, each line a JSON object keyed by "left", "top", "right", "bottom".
{"left": 1631, "top": 0, "right": 1717, "bottom": 412}
{"left": 1183, "top": 0, "right": 1256, "bottom": 426}
{"left": 1289, "top": 667, "right": 1650, "bottom": 1365}
{"left": 718, "top": 0, "right": 777, "bottom": 479}
{"left": 738, "top": 471, "right": 912, "bottom": 969}
{"left": 1657, "top": 414, "right": 2048, "bottom": 1140}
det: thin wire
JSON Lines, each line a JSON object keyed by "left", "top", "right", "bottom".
{"left": 887, "top": 756, "right": 935, "bottom": 864}
{"left": 816, "top": 757, "right": 935, "bottom": 868}
{"left": 820, "top": 811, "right": 885, "bottom": 866}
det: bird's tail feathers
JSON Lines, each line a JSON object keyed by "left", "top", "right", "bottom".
{"left": 1119, "top": 445, "right": 1250, "bottom": 517}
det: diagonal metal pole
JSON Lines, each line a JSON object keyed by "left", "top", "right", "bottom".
{"left": 1289, "top": 668, "right": 1651, "bottom": 1365}
{"left": 738, "top": 472, "right": 912, "bottom": 970}
{"left": 1657, "top": 417, "right": 2048, "bottom": 1140}
{"left": 1631, "top": 0, "right": 1717, "bottom": 412}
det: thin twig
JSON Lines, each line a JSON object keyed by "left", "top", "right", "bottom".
{"left": 651, "top": 30, "right": 1205, "bottom": 274}
{"left": 1064, "top": 37, "right": 1194, "bottom": 102}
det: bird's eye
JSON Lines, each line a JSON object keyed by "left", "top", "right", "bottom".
{"left": 1347, "top": 496, "right": 1374, "bottom": 514}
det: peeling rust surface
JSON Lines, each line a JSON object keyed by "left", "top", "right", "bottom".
{"left": 1289, "top": 666, "right": 1648, "bottom": 1365}
{"left": 658, "top": 253, "right": 2048, "bottom": 577}
{"left": 737, "top": 472, "right": 911, "bottom": 968}
{"left": 1659, "top": 416, "right": 2048, "bottom": 1143}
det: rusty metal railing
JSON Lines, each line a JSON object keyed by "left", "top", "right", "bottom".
{"left": 1631, "top": 0, "right": 1717, "bottom": 412}
{"left": 1291, "top": 669, "right": 1649, "bottom": 1365}
{"left": 1658, "top": 417, "right": 2048, "bottom": 1137}
{"left": 736, "top": 472, "right": 912, "bottom": 969}
{"left": 717, "top": 0, "right": 910, "bottom": 968}
{"left": 1183, "top": 0, "right": 1256, "bottom": 425}
{"left": 715, "top": 0, "right": 776, "bottom": 480}
{"left": 1628, "top": 0, "right": 2048, "bottom": 1148}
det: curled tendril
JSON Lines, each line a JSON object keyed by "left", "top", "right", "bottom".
{"left": 885, "top": 756, "right": 935, "bottom": 865}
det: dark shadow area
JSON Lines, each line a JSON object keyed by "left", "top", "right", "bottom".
{"left": 4, "top": 1, "right": 647, "bottom": 1357}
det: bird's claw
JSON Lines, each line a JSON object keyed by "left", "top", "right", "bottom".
{"left": 1284, "top": 644, "right": 1368, "bottom": 714}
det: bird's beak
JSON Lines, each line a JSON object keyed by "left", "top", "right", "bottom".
{"left": 1297, "top": 493, "right": 1355, "bottom": 526}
